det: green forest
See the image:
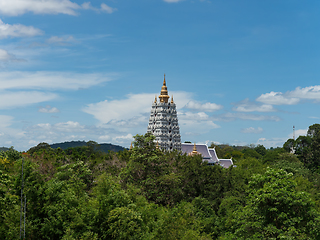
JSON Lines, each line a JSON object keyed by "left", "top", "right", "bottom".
{"left": 1, "top": 124, "right": 320, "bottom": 239}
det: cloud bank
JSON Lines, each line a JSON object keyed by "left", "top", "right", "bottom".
{"left": 241, "top": 127, "right": 263, "bottom": 134}
{"left": 0, "top": 0, "right": 116, "bottom": 16}
{"left": 0, "top": 71, "right": 113, "bottom": 90}
{"left": 184, "top": 100, "right": 223, "bottom": 112}
{"left": 256, "top": 85, "right": 320, "bottom": 105}
{"left": 0, "top": 19, "right": 43, "bottom": 38}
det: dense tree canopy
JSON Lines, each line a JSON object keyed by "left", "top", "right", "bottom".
{"left": 0, "top": 124, "right": 320, "bottom": 239}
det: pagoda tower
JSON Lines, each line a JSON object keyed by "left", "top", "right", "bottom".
{"left": 147, "top": 75, "right": 181, "bottom": 151}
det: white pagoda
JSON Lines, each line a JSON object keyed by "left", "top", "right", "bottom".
{"left": 147, "top": 75, "right": 181, "bottom": 151}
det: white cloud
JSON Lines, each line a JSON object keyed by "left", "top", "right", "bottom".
{"left": 288, "top": 85, "right": 320, "bottom": 101}
{"left": 256, "top": 91, "right": 299, "bottom": 105}
{"left": 112, "top": 134, "right": 133, "bottom": 144}
{"left": 241, "top": 127, "right": 263, "bottom": 134}
{"left": 0, "top": 71, "right": 113, "bottom": 90}
{"left": 0, "top": 49, "right": 14, "bottom": 61}
{"left": 233, "top": 98, "right": 275, "bottom": 112}
{"left": 83, "top": 91, "right": 191, "bottom": 125}
{"left": 0, "top": 91, "right": 57, "bottom": 109}
{"left": 36, "top": 121, "right": 84, "bottom": 131}
{"left": 256, "top": 85, "right": 320, "bottom": 106}
{"left": 184, "top": 100, "right": 223, "bottom": 112}
{"left": 0, "top": 0, "right": 116, "bottom": 16}
{"left": 180, "top": 118, "right": 219, "bottom": 131}
{"left": 0, "top": 49, "right": 25, "bottom": 63}
{"left": 179, "top": 111, "right": 210, "bottom": 121}
{"left": 287, "top": 128, "right": 307, "bottom": 139}
{"left": 22, "top": 121, "right": 89, "bottom": 147}
{"left": 0, "top": 115, "right": 28, "bottom": 149}
{"left": 46, "top": 35, "right": 74, "bottom": 45}
{"left": 54, "top": 121, "right": 85, "bottom": 132}
{"left": 179, "top": 111, "right": 220, "bottom": 135}
{"left": 0, "top": 0, "right": 80, "bottom": 16}
{"left": 0, "top": 115, "right": 14, "bottom": 128}
{"left": 81, "top": 2, "right": 94, "bottom": 10}
{"left": 83, "top": 93, "right": 156, "bottom": 125}
{"left": 214, "top": 112, "right": 281, "bottom": 122}
{"left": 17, "top": 120, "right": 131, "bottom": 150}
{"left": 256, "top": 137, "right": 287, "bottom": 149}
{"left": 100, "top": 3, "right": 117, "bottom": 14}
{"left": 38, "top": 105, "right": 60, "bottom": 113}
{"left": 81, "top": 2, "right": 117, "bottom": 13}
{"left": 83, "top": 91, "right": 220, "bottom": 143}
{"left": 98, "top": 135, "right": 111, "bottom": 141}
{"left": 0, "top": 19, "right": 43, "bottom": 38}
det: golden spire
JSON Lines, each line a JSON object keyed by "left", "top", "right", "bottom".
{"left": 156, "top": 141, "right": 159, "bottom": 149}
{"left": 159, "top": 74, "right": 170, "bottom": 103}
{"left": 129, "top": 142, "right": 133, "bottom": 150}
{"left": 190, "top": 143, "right": 199, "bottom": 155}
{"left": 171, "top": 95, "right": 174, "bottom": 103}
{"left": 154, "top": 95, "right": 157, "bottom": 103}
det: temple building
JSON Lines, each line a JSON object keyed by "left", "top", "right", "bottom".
{"left": 147, "top": 75, "right": 181, "bottom": 151}
{"left": 181, "top": 143, "right": 234, "bottom": 168}
{"left": 146, "top": 75, "right": 233, "bottom": 168}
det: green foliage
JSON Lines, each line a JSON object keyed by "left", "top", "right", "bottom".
{"left": 121, "top": 133, "right": 183, "bottom": 205}
{"left": 242, "top": 148, "right": 262, "bottom": 159}
{"left": 153, "top": 201, "right": 211, "bottom": 240}
{"left": 2, "top": 125, "right": 320, "bottom": 239}
{"left": 287, "top": 123, "right": 320, "bottom": 171}
{"left": 0, "top": 148, "right": 21, "bottom": 171}
{"left": 0, "top": 170, "right": 20, "bottom": 239}
{"left": 27, "top": 142, "right": 51, "bottom": 155}
{"left": 254, "top": 144, "right": 267, "bottom": 156}
{"left": 283, "top": 138, "right": 295, "bottom": 153}
{"left": 225, "top": 168, "right": 320, "bottom": 239}
{"left": 107, "top": 207, "right": 144, "bottom": 239}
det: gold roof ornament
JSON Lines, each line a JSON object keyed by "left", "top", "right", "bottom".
{"left": 156, "top": 141, "right": 159, "bottom": 149}
{"left": 129, "top": 142, "right": 133, "bottom": 151}
{"left": 154, "top": 95, "right": 157, "bottom": 103}
{"left": 159, "top": 74, "right": 170, "bottom": 103}
{"left": 171, "top": 95, "right": 174, "bottom": 104}
{"left": 190, "top": 143, "right": 199, "bottom": 155}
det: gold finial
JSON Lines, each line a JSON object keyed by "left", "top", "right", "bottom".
{"left": 156, "top": 141, "right": 159, "bottom": 149}
{"left": 154, "top": 95, "right": 157, "bottom": 103}
{"left": 171, "top": 95, "right": 174, "bottom": 103}
{"left": 159, "top": 74, "right": 170, "bottom": 103}
{"left": 190, "top": 142, "right": 199, "bottom": 155}
{"left": 129, "top": 142, "right": 133, "bottom": 150}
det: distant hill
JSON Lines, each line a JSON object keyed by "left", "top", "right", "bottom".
{"left": 50, "top": 141, "right": 126, "bottom": 153}
{"left": 0, "top": 147, "right": 10, "bottom": 152}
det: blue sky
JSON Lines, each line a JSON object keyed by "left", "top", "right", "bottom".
{"left": 0, "top": 0, "right": 320, "bottom": 151}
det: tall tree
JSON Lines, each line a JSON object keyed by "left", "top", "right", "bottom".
{"left": 225, "top": 168, "right": 320, "bottom": 239}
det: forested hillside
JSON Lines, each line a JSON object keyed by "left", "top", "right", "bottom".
{"left": 1, "top": 125, "right": 320, "bottom": 239}
{"left": 50, "top": 141, "right": 126, "bottom": 153}
{"left": 0, "top": 147, "right": 10, "bottom": 152}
